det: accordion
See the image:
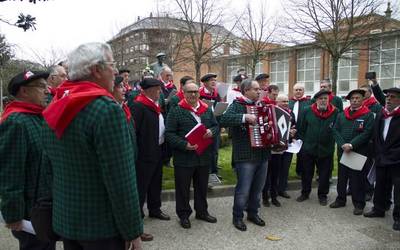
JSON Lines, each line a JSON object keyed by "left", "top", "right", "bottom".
{"left": 246, "top": 104, "right": 292, "bottom": 149}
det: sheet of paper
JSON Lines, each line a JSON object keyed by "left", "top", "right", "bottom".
{"left": 340, "top": 151, "right": 367, "bottom": 171}
{"left": 217, "top": 83, "right": 229, "bottom": 98}
{"left": 22, "top": 220, "right": 36, "bottom": 235}
{"left": 213, "top": 102, "right": 228, "bottom": 116}
{"left": 286, "top": 139, "right": 303, "bottom": 154}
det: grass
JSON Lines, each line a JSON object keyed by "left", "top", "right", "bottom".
{"left": 162, "top": 143, "right": 339, "bottom": 190}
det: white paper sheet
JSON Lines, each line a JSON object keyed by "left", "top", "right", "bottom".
{"left": 217, "top": 83, "right": 229, "bottom": 98}
{"left": 286, "top": 139, "right": 303, "bottom": 154}
{"left": 22, "top": 220, "right": 36, "bottom": 235}
{"left": 340, "top": 151, "right": 367, "bottom": 171}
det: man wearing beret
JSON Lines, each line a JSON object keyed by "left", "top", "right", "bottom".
{"left": 255, "top": 73, "right": 270, "bottom": 101}
{"left": 165, "top": 82, "right": 218, "bottom": 229}
{"left": 129, "top": 78, "right": 171, "bottom": 222}
{"left": 227, "top": 74, "right": 246, "bottom": 105}
{"left": 220, "top": 79, "right": 269, "bottom": 232}
{"left": 42, "top": 43, "right": 143, "bottom": 250}
{"left": 296, "top": 90, "right": 338, "bottom": 206}
{"left": 0, "top": 70, "right": 54, "bottom": 250}
{"left": 364, "top": 82, "right": 400, "bottom": 231}
{"left": 318, "top": 79, "right": 343, "bottom": 111}
{"left": 330, "top": 89, "right": 374, "bottom": 215}
{"left": 167, "top": 76, "right": 195, "bottom": 112}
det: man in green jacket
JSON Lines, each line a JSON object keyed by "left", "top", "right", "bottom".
{"left": 0, "top": 71, "right": 55, "bottom": 250}
{"left": 220, "top": 79, "right": 270, "bottom": 232}
{"left": 165, "top": 82, "right": 218, "bottom": 229}
{"left": 296, "top": 90, "right": 338, "bottom": 206}
{"left": 319, "top": 79, "right": 343, "bottom": 111}
{"left": 42, "top": 43, "right": 143, "bottom": 250}
{"left": 330, "top": 89, "right": 374, "bottom": 216}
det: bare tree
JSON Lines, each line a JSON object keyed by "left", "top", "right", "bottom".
{"left": 173, "top": 0, "right": 236, "bottom": 82}
{"left": 283, "top": 0, "right": 383, "bottom": 93}
{"left": 28, "top": 47, "right": 66, "bottom": 70}
{"left": 235, "top": 1, "right": 279, "bottom": 77}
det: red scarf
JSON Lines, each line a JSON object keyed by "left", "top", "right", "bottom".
{"left": 236, "top": 96, "right": 256, "bottom": 106}
{"left": 363, "top": 96, "right": 378, "bottom": 108}
{"left": 135, "top": 93, "right": 161, "bottom": 115}
{"left": 123, "top": 82, "right": 132, "bottom": 92}
{"left": 48, "top": 86, "right": 57, "bottom": 96}
{"left": 176, "top": 90, "right": 185, "bottom": 101}
{"left": 0, "top": 101, "right": 44, "bottom": 123}
{"left": 159, "top": 78, "right": 175, "bottom": 89}
{"left": 178, "top": 98, "right": 208, "bottom": 116}
{"left": 232, "top": 87, "right": 241, "bottom": 93}
{"left": 262, "top": 96, "right": 276, "bottom": 105}
{"left": 328, "top": 93, "right": 334, "bottom": 102}
{"left": 382, "top": 106, "right": 400, "bottom": 118}
{"left": 311, "top": 103, "right": 336, "bottom": 119}
{"left": 290, "top": 96, "right": 309, "bottom": 102}
{"left": 43, "top": 81, "right": 128, "bottom": 138}
{"left": 199, "top": 86, "right": 219, "bottom": 100}
{"left": 344, "top": 106, "right": 370, "bottom": 120}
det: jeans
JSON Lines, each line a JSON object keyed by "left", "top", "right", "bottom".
{"left": 233, "top": 160, "right": 268, "bottom": 219}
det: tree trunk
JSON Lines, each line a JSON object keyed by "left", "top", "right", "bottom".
{"left": 195, "top": 62, "right": 201, "bottom": 84}
{"left": 330, "top": 56, "right": 339, "bottom": 95}
{"left": 251, "top": 57, "right": 257, "bottom": 78}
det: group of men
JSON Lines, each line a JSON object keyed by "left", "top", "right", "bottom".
{"left": 0, "top": 42, "right": 399, "bottom": 250}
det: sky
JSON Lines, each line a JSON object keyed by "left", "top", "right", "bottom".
{"left": 0, "top": 0, "right": 283, "bottom": 63}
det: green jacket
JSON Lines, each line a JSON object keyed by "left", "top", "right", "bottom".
{"left": 289, "top": 98, "right": 311, "bottom": 136}
{"left": 0, "top": 113, "right": 50, "bottom": 223}
{"left": 298, "top": 107, "right": 338, "bottom": 158}
{"left": 311, "top": 95, "right": 343, "bottom": 112}
{"left": 165, "top": 105, "right": 218, "bottom": 168}
{"left": 333, "top": 110, "right": 374, "bottom": 157}
{"left": 42, "top": 96, "right": 143, "bottom": 241}
{"left": 219, "top": 100, "right": 270, "bottom": 164}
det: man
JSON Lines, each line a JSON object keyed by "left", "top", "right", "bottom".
{"left": 364, "top": 83, "right": 400, "bottom": 231}
{"left": 319, "top": 79, "right": 343, "bottom": 111}
{"left": 158, "top": 66, "right": 177, "bottom": 99}
{"left": 150, "top": 52, "right": 168, "bottom": 78}
{"left": 296, "top": 90, "right": 338, "bottom": 206}
{"left": 167, "top": 76, "right": 195, "bottom": 111}
{"left": 330, "top": 89, "right": 374, "bottom": 215}
{"left": 165, "top": 82, "right": 218, "bottom": 229}
{"left": 42, "top": 43, "right": 143, "bottom": 250}
{"left": 130, "top": 78, "right": 171, "bottom": 223}
{"left": 118, "top": 69, "right": 134, "bottom": 99}
{"left": 227, "top": 74, "right": 246, "bottom": 104}
{"left": 262, "top": 84, "right": 279, "bottom": 104}
{"left": 255, "top": 73, "right": 270, "bottom": 101}
{"left": 360, "top": 84, "right": 382, "bottom": 114}
{"left": 220, "top": 79, "right": 269, "bottom": 232}
{"left": 0, "top": 70, "right": 55, "bottom": 250}
{"left": 47, "top": 65, "right": 68, "bottom": 101}
{"left": 289, "top": 83, "right": 311, "bottom": 176}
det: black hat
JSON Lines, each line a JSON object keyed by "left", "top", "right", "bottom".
{"left": 255, "top": 73, "right": 269, "bottom": 81}
{"left": 8, "top": 70, "right": 49, "bottom": 96}
{"left": 140, "top": 78, "right": 162, "bottom": 89}
{"left": 345, "top": 89, "right": 365, "bottom": 100}
{"left": 200, "top": 73, "right": 217, "bottom": 82}
{"left": 233, "top": 74, "right": 247, "bottom": 82}
{"left": 313, "top": 90, "right": 331, "bottom": 99}
{"left": 114, "top": 76, "right": 124, "bottom": 86}
{"left": 119, "top": 69, "right": 130, "bottom": 74}
{"left": 383, "top": 87, "right": 400, "bottom": 95}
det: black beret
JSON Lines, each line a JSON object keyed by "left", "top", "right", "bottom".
{"left": 118, "top": 69, "right": 130, "bottom": 74}
{"left": 200, "top": 73, "right": 217, "bottom": 82}
{"left": 345, "top": 89, "right": 365, "bottom": 100}
{"left": 114, "top": 76, "right": 124, "bottom": 86}
{"left": 233, "top": 74, "right": 247, "bottom": 82}
{"left": 140, "top": 78, "right": 162, "bottom": 89}
{"left": 255, "top": 73, "right": 269, "bottom": 81}
{"left": 313, "top": 90, "right": 331, "bottom": 99}
{"left": 8, "top": 70, "right": 49, "bottom": 96}
{"left": 383, "top": 87, "right": 400, "bottom": 95}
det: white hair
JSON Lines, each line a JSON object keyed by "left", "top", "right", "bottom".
{"left": 276, "top": 94, "right": 288, "bottom": 101}
{"left": 293, "top": 83, "right": 305, "bottom": 90}
{"left": 67, "top": 42, "right": 112, "bottom": 81}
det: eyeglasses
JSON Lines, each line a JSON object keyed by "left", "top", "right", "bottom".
{"left": 99, "top": 61, "right": 117, "bottom": 70}
{"left": 184, "top": 90, "right": 199, "bottom": 94}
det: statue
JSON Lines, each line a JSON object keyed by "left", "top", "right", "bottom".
{"left": 150, "top": 52, "right": 168, "bottom": 78}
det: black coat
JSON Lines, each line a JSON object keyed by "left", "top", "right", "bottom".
{"left": 130, "top": 101, "right": 163, "bottom": 165}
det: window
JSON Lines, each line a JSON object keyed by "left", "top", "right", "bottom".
{"left": 296, "top": 48, "right": 321, "bottom": 96}
{"left": 130, "top": 47, "right": 134, "bottom": 53}
{"left": 140, "top": 57, "right": 148, "bottom": 65}
{"left": 226, "top": 61, "right": 242, "bottom": 84}
{"left": 337, "top": 46, "right": 359, "bottom": 95}
{"left": 369, "top": 37, "right": 400, "bottom": 89}
{"left": 270, "top": 51, "right": 289, "bottom": 94}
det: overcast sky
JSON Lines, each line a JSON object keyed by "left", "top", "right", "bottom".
{"left": 0, "top": 0, "right": 283, "bottom": 62}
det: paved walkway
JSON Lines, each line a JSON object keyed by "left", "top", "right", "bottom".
{"left": 1, "top": 189, "right": 399, "bottom": 249}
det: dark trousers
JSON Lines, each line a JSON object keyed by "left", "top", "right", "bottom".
{"left": 364, "top": 158, "right": 375, "bottom": 195}
{"left": 209, "top": 132, "right": 220, "bottom": 174}
{"left": 301, "top": 153, "right": 332, "bottom": 199}
{"left": 263, "top": 154, "right": 281, "bottom": 199}
{"left": 295, "top": 151, "right": 304, "bottom": 176}
{"left": 63, "top": 237, "right": 125, "bottom": 250}
{"left": 174, "top": 165, "right": 209, "bottom": 219}
{"left": 336, "top": 163, "right": 366, "bottom": 209}
{"left": 136, "top": 157, "right": 163, "bottom": 216}
{"left": 278, "top": 152, "right": 293, "bottom": 193}
{"left": 372, "top": 166, "right": 400, "bottom": 221}
{"left": 12, "top": 231, "right": 55, "bottom": 250}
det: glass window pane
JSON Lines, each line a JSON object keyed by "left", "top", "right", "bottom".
{"left": 284, "top": 62, "right": 289, "bottom": 72}
{"left": 305, "top": 58, "right": 313, "bottom": 68}
{"left": 339, "top": 80, "right": 350, "bottom": 91}
{"left": 381, "top": 64, "right": 394, "bottom": 78}
{"left": 396, "top": 49, "right": 400, "bottom": 62}
{"left": 297, "top": 71, "right": 305, "bottom": 81}
{"left": 370, "top": 39, "right": 381, "bottom": 51}
{"left": 381, "top": 79, "right": 394, "bottom": 89}
{"left": 339, "top": 67, "right": 350, "bottom": 79}
{"left": 305, "top": 70, "right": 314, "bottom": 80}
{"left": 277, "top": 73, "right": 284, "bottom": 82}
{"left": 381, "top": 50, "right": 396, "bottom": 64}
{"left": 315, "top": 58, "right": 321, "bottom": 69}
{"left": 271, "top": 63, "right": 277, "bottom": 72}
{"left": 350, "top": 66, "right": 359, "bottom": 79}
{"left": 369, "top": 51, "right": 380, "bottom": 65}
{"left": 396, "top": 64, "right": 400, "bottom": 78}
{"left": 369, "top": 65, "right": 379, "bottom": 75}
{"left": 297, "top": 59, "right": 305, "bottom": 69}
{"left": 297, "top": 50, "right": 305, "bottom": 59}
{"left": 278, "top": 83, "right": 284, "bottom": 92}
{"left": 305, "top": 82, "right": 314, "bottom": 92}
{"left": 315, "top": 70, "right": 320, "bottom": 80}
{"left": 271, "top": 73, "right": 276, "bottom": 81}
{"left": 382, "top": 38, "right": 395, "bottom": 50}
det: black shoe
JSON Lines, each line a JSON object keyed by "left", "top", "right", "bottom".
{"left": 195, "top": 213, "right": 217, "bottom": 223}
{"left": 319, "top": 198, "right": 327, "bottom": 206}
{"left": 363, "top": 209, "right": 385, "bottom": 218}
{"left": 263, "top": 199, "right": 270, "bottom": 207}
{"left": 278, "top": 191, "right": 291, "bottom": 199}
{"left": 247, "top": 215, "right": 265, "bottom": 226}
{"left": 353, "top": 207, "right": 364, "bottom": 216}
{"left": 179, "top": 218, "right": 191, "bottom": 229}
{"left": 393, "top": 221, "right": 400, "bottom": 231}
{"left": 233, "top": 218, "right": 247, "bottom": 231}
{"left": 296, "top": 194, "right": 309, "bottom": 202}
{"left": 149, "top": 211, "right": 171, "bottom": 220}
{"left": 271, "top": 198, "right": 281, "bottom": 207}
{"left": 329, "top": 201, "right": 345, "bottom": 208}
